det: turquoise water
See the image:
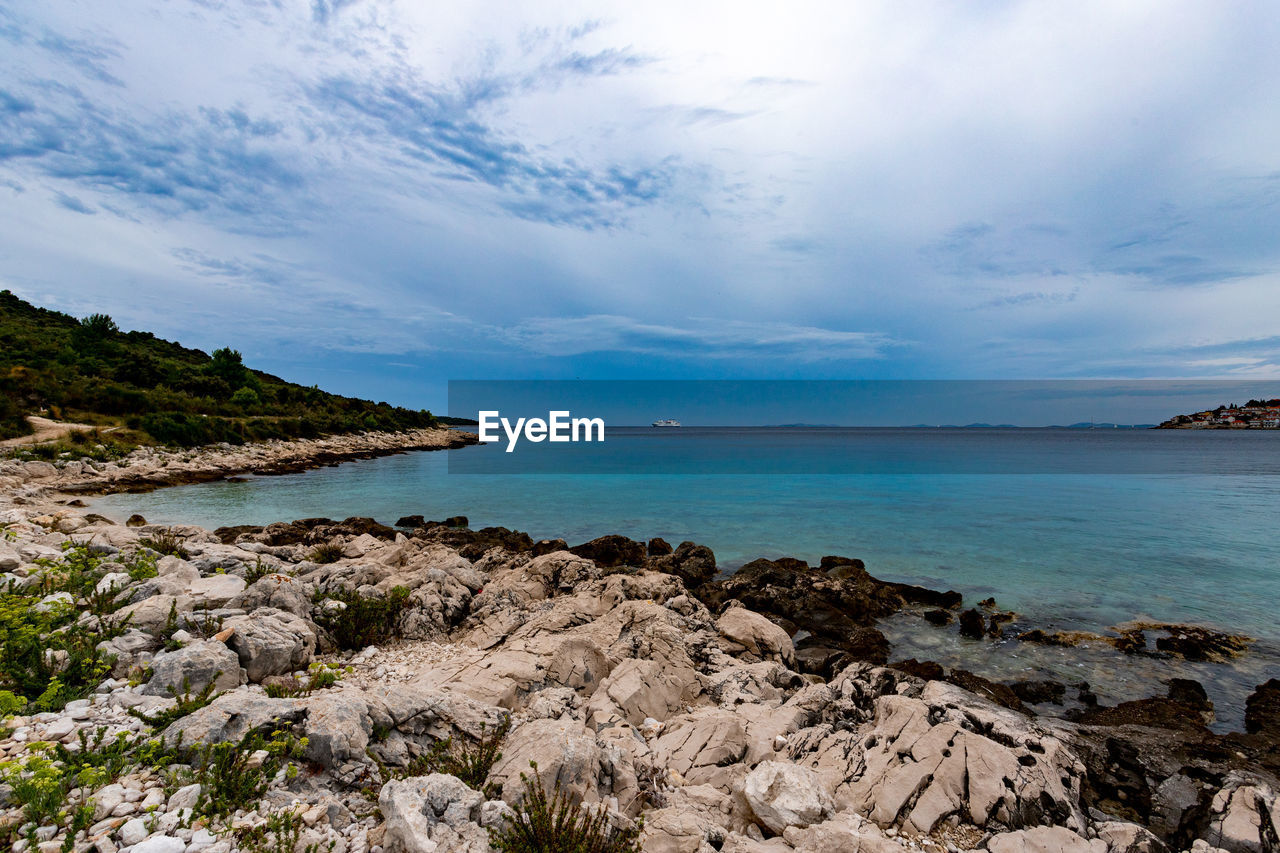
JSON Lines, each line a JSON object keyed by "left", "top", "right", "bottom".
{"left": 93, "top": 428, "right": 1280, "bottom": 727}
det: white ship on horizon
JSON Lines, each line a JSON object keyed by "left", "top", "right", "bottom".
{"left": 651, "top": 418, "right": 681, "bottom": 427}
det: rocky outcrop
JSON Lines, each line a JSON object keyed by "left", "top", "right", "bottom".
{"left": 222, "top": 607, "right": 317, "bottom": 682}
{"left": 2, "top": 475, "right": 1278, "bottom": 853}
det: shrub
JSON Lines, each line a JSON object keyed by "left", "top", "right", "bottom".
{"left": 263, "top": 662, "right": 343, "bottom": 698}
{"left": 236, "top": 809, "right": 334, "bottom": 853}
{"left": 410, "top": 716, "right": 510, "bottom": 798}
{"left": 139, "top": 529, "right": 190, "bottom": 559}
{"left": 181, "top": 729, "right": 307, "bottom": 819}
{"left": 307, "top": 543, "right": 344, "bottom": 564}
{"left": 489, "top": 762, "right": 642, "bottom": 853}
{"left": 129, "top": 677, "right": 222, "bottom": 729}
{"left": 314, "top": 585, "right": 410, "bottom": 650}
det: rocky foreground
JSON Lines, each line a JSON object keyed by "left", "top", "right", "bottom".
{"left": 1, "top": 453, "right": 1279, "bottom": 853}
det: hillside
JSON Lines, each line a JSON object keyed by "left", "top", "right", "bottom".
{"left": 0, "top": 290, "right": 437, "bottom": 448}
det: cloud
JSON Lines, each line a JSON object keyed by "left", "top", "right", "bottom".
{"left": 53, "top": 191, "right": 93, "bottom": 214}
{"left": 499, "top": 315, "right": 895, "bottom": 360}
{"left": 0, "top": 80, "right": 307, "bottom": 231}
{"left": 305, "top": 68, "right": 679, "bottom": 227}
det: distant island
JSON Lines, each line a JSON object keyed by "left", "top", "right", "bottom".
{"left": 1157, "top": 399, "right": 1280, "bottom": 429}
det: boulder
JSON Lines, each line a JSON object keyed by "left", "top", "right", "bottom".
{"left": 301, "top": 691, "right": 374, "bottom": 769}
{"left": 986, "top": 826, "right": 1107, "bottom": 852}
{"left": 803, "top": 678, "right": 1086, "bottom": 835}
{"left": 1093, "top": 821, "right": 1167, "bottom": 853}
{"left": 231, "top": 573, "right": 313, "bottom": 617}
{"left": 591, "top": 657, "right": 703, "bottom": 725}
{"left": 717, "top": 607, "right": 795, "bottom": 665}
{"left": 780, "top": 813, "right": 904, "bottom": 853}
{"left": 188, "top": 573, "right": 246, "bottom": 608}
{"left": 569, "top": 534, "right": 647, "bottom": 568}
{"left": 1203, "top": 780, "right": 1279, "bottom": 853}
{"left": 647, "top": 537, "right": 673, "bottom": 557}
{"left": 221, "top": 607, "right": 317, "bottom": 682}
{"left": 118, "top": 594, "right": 193, "bottom": 634}
{"left": 959, "top": 607, "right": 986, "bottom": 639}
{"left": 142, "top": 639, "right": 242, "bottom": 697}
{"left": 163, "top": 691, "right": 304, "bottom": 747}
{"left": 652, "top": 709, "right": 749, "bottom": 787}
{"left": 1245, "top": 679, "right": 1280, "bottom": 740}
{"left": 380, "top": 774, "right": 492, "bottom": 853}
{"left": 648, "top": 541, "right": 717, "bottom": 589}
{"left": 486, "top": 718, "right": 617, "bottom": 806}
{"left": 742, "top": 761, "right": 834, "bottom": 835}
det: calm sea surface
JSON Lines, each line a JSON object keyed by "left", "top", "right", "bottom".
{"left": 92, "top": 428, "right": 1280, "bottom": 728}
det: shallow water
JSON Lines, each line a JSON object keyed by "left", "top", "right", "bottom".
{"left": 93, "top": 428, "right": 1280, "bottom": 729}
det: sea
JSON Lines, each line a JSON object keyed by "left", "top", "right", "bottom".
{"left": 92, "top": 427, "right": 1280, "bottom": 730}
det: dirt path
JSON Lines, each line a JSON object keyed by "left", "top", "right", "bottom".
{"left": 0, "top": 415, "right": 111, "bottom": 447}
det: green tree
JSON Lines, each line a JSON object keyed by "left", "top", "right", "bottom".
{"left": 230, "top": 386, "right": 260, "bottom": 409}
{"left": 207, "top": 347, "right": 248, "bottom": 389}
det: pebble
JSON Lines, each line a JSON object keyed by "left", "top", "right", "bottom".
{"left": 118, "top": 819, "right": 149, "bottom": 847}
{"left": 132, "top": 837, "right": 185, "bottom": 853}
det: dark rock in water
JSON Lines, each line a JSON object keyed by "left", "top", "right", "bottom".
{"left": 126, "top": 514, "right": 147, "bottom": 527}
{"left": 1073, "top": 695, "right": 1213, "bottom": 734}
{"left": 819, "top": 555, "right": 865, "bottom": 579}
{"left": 1245, "top": 679, "right": 1280, "bottom": 739}
{"left": 421, "top": 525, "right": 535, "bottom": 560}
{"left": 395, "top": 515, "right": 425, "bottom": 528}
{"left": 258, "top": 516, "right": 398, "bottom": 546}
{"left": 441, "top": 515, "right": 469, "bottom": 528}
{"left": 978, "top": 597, "right": 996, "bottom": 608}
{"left": 988, "top": 611, "right": 1015, "bottom": 637}
{"left": 532, "top": 538, "right": 568, "bottom": 557}
{"left": 947, "top": 669, "right": 1029, "bottom": 714}
{"left": 923, "top": 609, "right": 952, "bottom": 626}
{"left": 337, "top": 517, "right": 398, "bottom": 539}
{"left": 793, "top": 627, "right": 890, "bottom": 677}
{"left": 1153, "top": 625, "right": 1251, "bottom": 661}
{"left": 1166, "top": 678, "right": 1211, "bottom": 712}
{"left": 214, "top": 524, "right": 263, "bottom": 544}
{"left": 891, "top": 658, "right": 945, "bottom": 680}
{"left": 648, "top": 541, "right": 717, "bottom": 589}
{"left": 1113, "top": 628, "right": 1148, "bottom": 655}
{"left": 958, "top": 608, "right": 986, "bottom": 639}
{"left": 569, "top": 534, "right": 647, "bottom": 568}
{"left": 1076, "top": 682, "right": 1099, "bottom": 708}
{"left": 792, "top": 643, "right": 846, "bottom": 678}
{"left": 845, "top": 626, "right": 890, "bottom": 664}
{"left": 647, "top": 537, "right": 673, "bottom": 557}
{"left": 66, "top": 498, "right": 87, "bottom": 507}
{"left": 83, "top": 513, "right": 115, "bottom": 526}
{"left": 1008, "top": 679, "right": 1066, "bottom": 705}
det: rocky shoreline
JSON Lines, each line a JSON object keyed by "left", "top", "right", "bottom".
{"left": 15, "top": 428, "right": 479, "bottom": 496}
{"left": 0, "top": 439, "right": 1278, "bottom": 853}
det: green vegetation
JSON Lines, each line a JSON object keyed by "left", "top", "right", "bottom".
{"left": 314, "top": 585, "right": 410, "bottom": 650}
{"left": 139, "top": 528, "right": 191, "bottom": 559}
{"left": 263, "top": 662, "right": 345, "bottom": 698}
{"left": 489, "top": 762, "right": 642, "bottom": 853}
{"left": 236, "top": 809, "right": 334, "bottom": 853}
{"left": 307, "top": 542, "right": 345, "bottom": 564}
{"left": 0, "top": 289, "right": 437, "bottom": 446}
{"left": 412, "top": 717, "right": 509, "bottom": 798}
{"left": 129, "top": 678, "right": 222, "bottom": 729}
{"left": 181, "top": 728, "right": 308, "bottom": 819}
{"left": 0, "top": 543, "right": 151, "bottom": 711}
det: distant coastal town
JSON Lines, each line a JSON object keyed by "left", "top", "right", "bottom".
{"left": 1158, "top": 398, "right": 1280, "bottom": 428}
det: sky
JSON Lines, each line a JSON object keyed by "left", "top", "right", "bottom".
{"left": 2, "top": 0, "right": 1279, "bottom": 414}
